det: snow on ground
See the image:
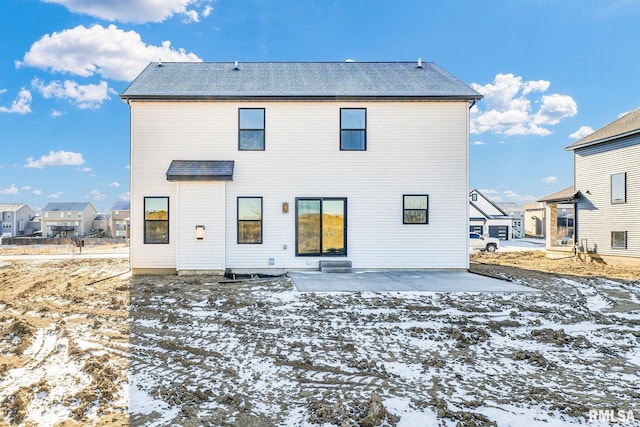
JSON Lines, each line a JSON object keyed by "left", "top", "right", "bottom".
{"left": 1, "top": 254, "right": 638, "bottom": 426}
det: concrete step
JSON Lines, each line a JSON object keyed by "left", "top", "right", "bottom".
{"left": 319, "top": 260, "right": 353, "bottom": 273}
{"left": 321, "top": 267, "right": 354, "bottom": 274}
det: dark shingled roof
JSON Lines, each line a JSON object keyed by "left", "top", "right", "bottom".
{"left": 566, "top": 107, "right": 640, "bottom": 151}
{"left": 121, "top": 62, "right": 482, "bottom": 100}
{"left": 166, "top": 160, "right": 234, "bottom": 181}
{"left": 42, "top": 202, "right": 93, "bottom": 212}
{"left": 111, "top": 200, "right": 130, "bottom": 211}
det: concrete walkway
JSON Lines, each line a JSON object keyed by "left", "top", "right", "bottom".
{"left": 289, "top": 270, "right": 539, "bottom": 293}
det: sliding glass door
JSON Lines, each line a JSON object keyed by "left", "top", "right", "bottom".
{"left": 296, "top": 198, "right": 346, "bottom": 256}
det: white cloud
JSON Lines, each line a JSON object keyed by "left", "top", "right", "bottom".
{"left": 50, "top": 109, "right": 66, "bottom": 118}
{"left": 18, "top": 24, "right": 202, "bottom": 81}
{"left": 47, "top": 191, "right": 64, "bottom": 199}
{"left": 503, "top": 190, "right": 536, "bottom": 203}
{"left": 32, "top": 78, "right": 114, "bottom": 109}
{"left": 543, "top": 176, "right": 558, "bottom": 184}
{"left": 0, "top": 89, "right": 6, "bottom": 95}
{"left": 33, "top": 189, "right": 43, "bottom": 196}
{"left": 109, "top": 182, "right": 120, "bottom": 188}
{"left": 21, "top": 186, "right": 32, "bottom": 191}
{"left": 534, "top": 94, "right": 578, "bottom": 125}
{"left": 25, "top": 150, "right": 85, "bottom": 168}
{"left": 470, "top": 73, "right": 577, "bottom": 136}
{"left": 471, "top": 140, "right": 485, "bottom": 146}
{"left": 41, "top": 0, "right": 213, "bottom": 24}
{"left": 87, "top": 189, "right": 106, "bottom": 200}
{"left": 0, "top": 184, "right": 19, "bottom": 195}
{"left": 569, "top": 126, "right": 595, "bottom": 140}
{"left": 119, "top": 192, "right": 130, "bottom": 201}
{"left": 0, "top": 89, "right": 32, "bottom": 114}
{"left": 79, "top": 167, "right": 92, "bottom": 172}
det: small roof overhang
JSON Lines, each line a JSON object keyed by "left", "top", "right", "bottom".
{"left": 166, "top": 160, "right": 234, "bottom": 182}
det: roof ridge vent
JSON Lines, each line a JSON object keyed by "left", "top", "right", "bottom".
{"left": 234, "top": 60, "right": 239, "bottom": 70}
{"left": 417, "top": 57, "right": 422, "bottom": 68}
{"left": 158, "top": 58, "right": 162, "bottom": 67}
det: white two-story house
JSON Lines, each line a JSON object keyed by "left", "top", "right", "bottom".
{"left": 121, "top": 61, "right": 482, "bottom": 275}
{"left": 566, "top": 107, "right": 640, "bottom": 264}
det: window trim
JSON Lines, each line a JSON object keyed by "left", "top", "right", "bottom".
{"left": 611, "top": 172, "right": 627, "bottom": 204}
{"left": 340, "top": 108, "right": 367, "bottom": 151}
{"left": 295, "top": 197, "right": 348, "bottom": 256}
{"left": 237, "top": 196, "right": 263, "bottom": 244}
{"left": 403, "top": 194, "right": 429, "bottom": 224}
{"left": 144, "top": 196, "right": 169, "bottom": 244}
{"left": 611, "top": 231, "right": 627, "bottom": 249}
{"left": 238, "top": 108, "right": 265, "bottom": 151}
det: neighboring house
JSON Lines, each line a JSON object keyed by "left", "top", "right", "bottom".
{"left": 566, "top": 107, "right": 640, "bottom": 264}
{"left": 0, "top": 203, "right": 37, "bottom": 238}
{"left": 111, "top": 200, "right": 130, "bottom": 238}
{"left": 92, "top": 214, "right": 112, "bottom": 237}
{"left": 523, "top": 202, "right": 546, "bottom": 237}
{"left": 41, "top": 202, "right": 98, "bottom": 238}
{"left": 496, "top": 202, "right": 524, "bottom": 239}
{"left": 536, "top": 186, "right": 576, "bottom": 251}
{"left": 469, "top": 189, "right": 512, "bottom": 240}
{"left": 121, "top": 61, "right": 482, "bottom": 274}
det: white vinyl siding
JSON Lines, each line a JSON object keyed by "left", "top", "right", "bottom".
{"left": 575, "top": 135, "right": 640, "bottom": 258}
{"left": 130, "top": 100, "right": 470, "bottom": 271}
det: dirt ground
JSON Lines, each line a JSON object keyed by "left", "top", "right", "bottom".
{"left": 0, "top": 250, "right": 638, "bottom": 426}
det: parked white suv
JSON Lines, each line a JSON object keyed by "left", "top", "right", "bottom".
{"left": 469, "top": 232, "right": 499, "bottom": 253}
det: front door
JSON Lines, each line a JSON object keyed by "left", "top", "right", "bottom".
{"left": 296, "top": 198, "right": 347, "bottom": 256}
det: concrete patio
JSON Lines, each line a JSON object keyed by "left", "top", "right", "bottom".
{"left": 289, "top": 270, "right": 540, "bottom": 293}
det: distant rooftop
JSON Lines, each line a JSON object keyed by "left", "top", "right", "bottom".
{"left": 537, "top": 186, "right": 576, "bottom": 203}
{"left": 0, "top": 203, "right": 28, "bottom": 211}
{"left": 566, "top": 107, "right": 640, "bottom": 150}
{"left": 121, "top": 61, "right": 482, "bottom": 101}
{"left": 42, "top": 202, "right": 94, "bottom": 212}
{"left": 112, "top": 200, "right": 130, "bottom": 211}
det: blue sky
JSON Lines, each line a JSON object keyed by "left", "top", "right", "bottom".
{"left": 1, "top": 0, "right": 640, "bottom": 213}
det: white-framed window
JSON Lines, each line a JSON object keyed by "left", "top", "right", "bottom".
{"left": 611, "top": 173, "right": 626, "bottom": 204}
{"left": 611, "top": 231, "right": 627, "bottom": 249}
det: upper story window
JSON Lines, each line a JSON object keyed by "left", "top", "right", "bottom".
{"left": 144, "top": 197, "right": 169, "bottom": 244}
{"left": 239, "top": 108, "right": 265, "bottom": 150}
{"left": 403, "top": 195, "right": 429, "bottom": 224}
{"left": 340, "top": 108, "right": 366, "bottom": 150}
{"left": 611, "top": 173, "right": 626, "bottom": 204}
{"left": 471, "top": 194, "right": 478, "bottom": 201}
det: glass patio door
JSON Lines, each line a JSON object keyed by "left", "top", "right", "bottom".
{"left": 296, "top": 198, "right": 346, "bottom": 256}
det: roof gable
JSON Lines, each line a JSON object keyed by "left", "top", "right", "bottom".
{"left": 121, "top": 61, "right": 482, "bottom": 100}
{"left": 566, "top": 107, "right": 640, "bottom": 151}
{"left": 470, "top": 189, "right": 509, "bottom": 217}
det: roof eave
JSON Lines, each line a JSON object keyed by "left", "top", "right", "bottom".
{"left": 565, "top": 128, "right": 640, "bottom": 151}
{"left": 120, "top": 94, "right": 483, "bottom": 102}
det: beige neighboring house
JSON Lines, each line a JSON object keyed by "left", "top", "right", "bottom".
{"left": 121, "top": 61, "right": 482, "bottom": 275}
{"left": 41, "top": 202, "right": 98, "bottom": 238}
{"left": 566, "top": 107, "right": 640, "bottom": 264}
{"left": 0, "top": 203, "right": 38, "bottom": 238}
{"left": 111, "top": 200, "right": 130, "bottom": 238}
{"left": 523, "top": 202, "right": 546, "bottom": 237}
{"left": 536, "top": 187, "right": 576, "bottom": 253}
{"left": 92, "top": 214, "right": 112, "bottom": 236}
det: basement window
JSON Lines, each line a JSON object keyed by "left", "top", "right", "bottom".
{"left": 611, "top": 231, "right": 627, "bottom": 249}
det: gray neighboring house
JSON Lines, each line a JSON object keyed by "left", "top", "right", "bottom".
{"left": 566, "top": 107, "right": 640, "bottom": 263}
{"left": 111, "top": 200, "right": 130, "bottom": 238}
{"left": 41, "top": 202, "right": 98, "bottom": 238}
{"left": 469, "top": 189, "right": 513, "bottom": 240}
{"left": 0, "top": 203, "right": 38, "bottom": 238}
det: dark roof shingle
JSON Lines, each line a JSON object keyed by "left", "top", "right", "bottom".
{"left": 121, "top": 61, "right": 482, "bottom": 100}
{"left": 166, "top": 160, "right": 234, "bottom": 181}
